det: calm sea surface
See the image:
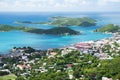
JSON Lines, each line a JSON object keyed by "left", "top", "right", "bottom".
{"left": 0, "top": 12, "right": 120, "bottom": 53}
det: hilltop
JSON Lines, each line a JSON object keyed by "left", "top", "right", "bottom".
{"left": 26, "top": 27, "right": 80, "bottom": 35}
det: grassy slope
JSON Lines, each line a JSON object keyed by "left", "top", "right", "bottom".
{"left": 0, "top": 74, "right": 17, "bottom": 80}
{"left": 95, "top": 24, "right": 120, "bottom": 33}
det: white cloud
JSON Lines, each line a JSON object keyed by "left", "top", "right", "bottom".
{"left": 107, "top": 0, "right": 120, "bottom": 2}
{"left": 97, "top": 0, "right": 120, "bottom": 5}
{"left": 0, "top": 0, "right": 120, "bottom": 12}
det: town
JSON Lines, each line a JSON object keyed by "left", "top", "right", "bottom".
{"left": 0, "top": 33, "right": 120, "bottom": 80}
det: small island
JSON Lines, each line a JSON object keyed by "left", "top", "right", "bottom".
{"left": 14, "top": 21, "right": 33, "bottom": 24}
{"left": 26, "top": 27, "right": 80, "bottom": 35}
{"left": 15, "top": 17, "right": 97, "bottom": 27}
{"left": 0, "top": 24, "right": 80, "bottom": 36}
{"left": 94, "top": 24, "right": 120, "bottom": 33}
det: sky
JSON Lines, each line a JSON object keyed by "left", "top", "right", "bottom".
{"left": 0, "top": 0, "right": 120, "bottom": 12}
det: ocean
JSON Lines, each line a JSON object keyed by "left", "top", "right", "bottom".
{"left": 0, "top": 12, "right": 120, "bottom": 53}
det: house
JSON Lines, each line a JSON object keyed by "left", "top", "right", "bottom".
{"left": 35, "top": 67, "right": 48, "bottom": 73}
{"left": 66, "top": 64, "right": 72, "bottom": 69}
{"left": 94, "top": 53, "right": 109, "bottom": 60}
{"left": 74, "top": 43, "right": 92, "bottom": 49}
{"left": 17, "top": 64, "right": 25, "bottom": 70}
{"left": 48, "top": 52, "right": 57, "bottom": 58}
{"left": 17, "top": 64, "right": 31, "bottom": 70}
{"left": 57, "top": 70, "right": 61, "bottom": 72}
{"left": 50, "top": 52, "right": 57, "bottom": 56}
{"left": 22, "top": 55, "right": 28, "bottom": 60}
{"left": 43, "top": 63, "right": 46, "bottom": 66}
{"left": 0, "top": 69, "right": 11, "bottom": 74}
{"left": 67, "top": 64, "right": 73, "bottom": 79}
{"left": 102, "top": 77, "right": 112, "bottom": 80}
{"left": 61, "top": 48, "right": 72, "bottom": 56}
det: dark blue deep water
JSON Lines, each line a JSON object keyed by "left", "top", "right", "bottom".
{"left": 0, "top": 12, "right": 120, "bottom": 53}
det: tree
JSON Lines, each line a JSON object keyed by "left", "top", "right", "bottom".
{"left": 16, "top": 76, "right": 25, "bottom": 80}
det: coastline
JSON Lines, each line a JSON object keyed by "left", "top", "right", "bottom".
{"left": 66, "top": 32, "right": 119, "bottom": 50}
{"left": 0, "top": 32, "right": 118, "bottom": 57}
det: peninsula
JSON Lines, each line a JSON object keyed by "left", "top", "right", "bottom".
{"left": 0, "top": 24, "right": 26, "bottom": 31}
{"left": 94, "top": 24, "right": 120, "bottom": 33}
{"left": 0, "top": 24, "right": 80, "bottom": 35}
{"left": 15, "top": 17, "right": 97, "bottom": 27}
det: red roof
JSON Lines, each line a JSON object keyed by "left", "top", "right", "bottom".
{"left": 66, "top": 64, "right": 72, "bottom": 68}
{"left": 74, "top": 43, "right": 92, "bottom": 48}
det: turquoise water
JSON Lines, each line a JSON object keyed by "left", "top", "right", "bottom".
{"left": 0, "top": 12, "right": 119, "bottom": 53}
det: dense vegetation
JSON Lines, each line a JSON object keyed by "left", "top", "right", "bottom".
{"left": 49, "top": 17, "right": 97, "bottom": 27}
{"left": 1, "top": 46, "right": 120, "bottom": 80}
{"left": 0, "top": 24, "right": 27, "bottom": 31}
{"left": 0, "top": 24, "right": 80, "bottom": 35}
{"left": 0, "top": 71, "right": 9, "bottom": 76}
{"left": 16, "top": 17, "right": 97, "bottom": 27}
{"left": 26, "top": 27, "right": 80, "bottom": 35}
{"left": 18, "top": 52, "right": 120, "bottom": 80}
{"left": 94, "top": 24, "right": 120, "bottom": 33}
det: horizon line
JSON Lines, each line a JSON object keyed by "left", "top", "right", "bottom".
{"left": 0, "top": 11, "right": 120, "bottom": 13}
